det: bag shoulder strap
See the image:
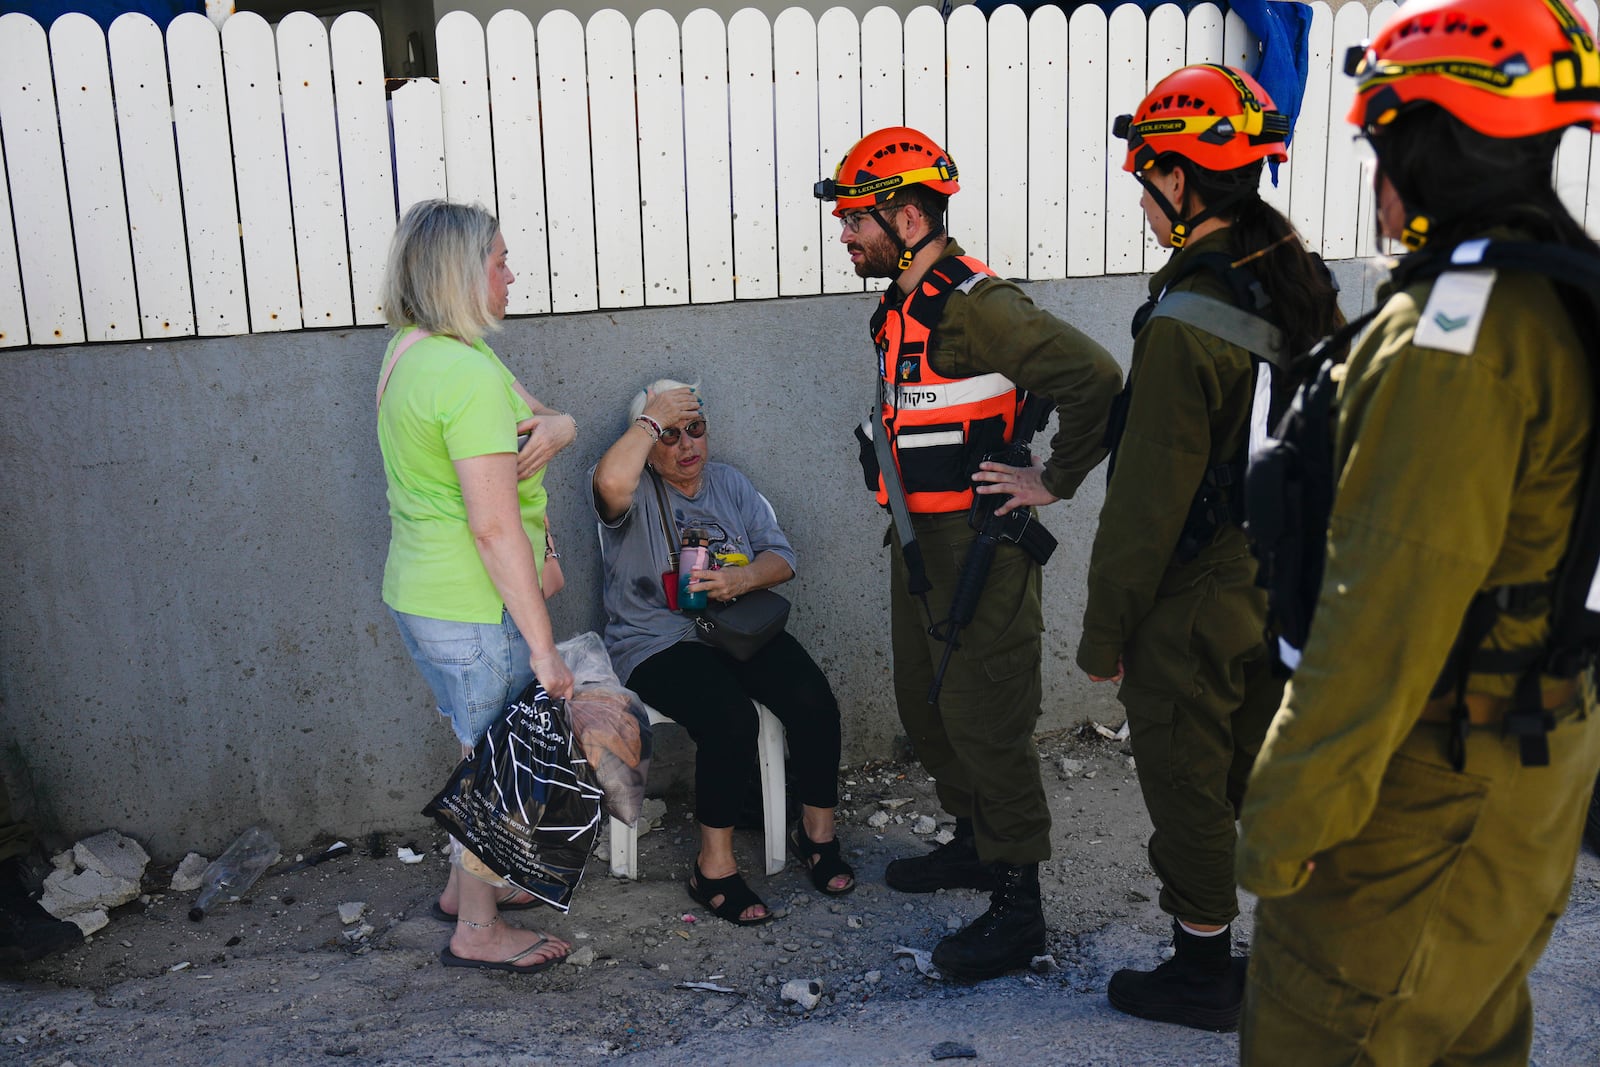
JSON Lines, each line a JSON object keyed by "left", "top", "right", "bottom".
{"left": 645, "top": 468, "right": 679, "bottom": 568}
{"left": 375, "top": 327, "right": 432, "bottom": 414}
{"left": 1147, "top": 291, "right": 1288, "bottom": 369}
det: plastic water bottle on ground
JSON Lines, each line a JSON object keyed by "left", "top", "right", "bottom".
{"left": 188, "top": 826, "right": 280, "bottom": 921}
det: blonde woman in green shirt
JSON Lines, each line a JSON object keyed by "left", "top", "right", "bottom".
{"left": 377, "top": 200, "right": 577, "bottom": 974}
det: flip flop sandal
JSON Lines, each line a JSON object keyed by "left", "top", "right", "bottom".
{"left": 438, "top": 936, "right": 566, "bottom": 974}
{"left": 686, "top": 862, "right": 774, "bottom": 926}
{"left": 430, "top": 888, "right": 544, "bottom": 923}
{"left": 788, "top": 822, "right": 857, "bottom": 896}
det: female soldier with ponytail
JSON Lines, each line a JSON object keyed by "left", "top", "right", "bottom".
{"left": 1237, "top": 1, "right": 1600, "bottom": 1060}
{"left": 1076, "top": 64, "right": 1342, "bottom": 1032}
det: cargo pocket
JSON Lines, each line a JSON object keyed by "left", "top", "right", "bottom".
{"left": 895, "top": 421, "right": 967, "bottom": 495}
{"left": 1261, "top": 749, "right": 1489, "bottom": 1002}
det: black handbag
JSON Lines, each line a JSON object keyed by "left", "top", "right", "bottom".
{"left": 648, "top": 469, "right": 789, "bottom": 662}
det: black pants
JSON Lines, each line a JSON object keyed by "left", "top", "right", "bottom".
{"left": 628, "top": 632, "right": 842, "bottom": 829}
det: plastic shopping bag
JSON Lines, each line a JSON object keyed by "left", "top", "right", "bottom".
{"left": 422, "top": 678, "right": 602, "bottom": 911}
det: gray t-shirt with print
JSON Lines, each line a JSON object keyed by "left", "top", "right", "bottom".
{"left": 591, "top": 460, "right": 797, "bottom": 685}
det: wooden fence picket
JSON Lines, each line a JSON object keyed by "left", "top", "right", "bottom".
{"left": 389, "top": 78, "right": 446, "bottom": 219}
{"left": 861, "top": 6, "right": 902, "bottom": 134}
{"left": 986, "top": 4, "right": 1029, "bottom": 278}
{"left": 537, "top": 9, "right": 599, "bottom": 312}
{"left": 636, "top": 8, "right": 690, "bottom": 307}
{"left": 279, "top": 13, "right": 354, "bottom": 330}
{"left": 223, "top": 13, "right": 301, "bottom": 332}
{"left": 683, "top": 8, "right": 734, "bottom": 304}
{"left": 110, "top": 13, "right": 193, "bottom": 339}
{"left": 0, "top": 13, "right": 84, "bottom": 345}
{"left": 168, "top": 12, "right": 247, "bottom": 336}
{"left": 816, "top": 6, "right": 862, "bottom": 295}
{"left": 0, "top": 137, "right": 25, "bottom": 347}
{"left": 484, "top": 12, "right": 547, "bottom": 317}
{"left": 331, "top": 11, "right": 395, "bottom": 325}
{"left": 945, "top": 5, "right": 988, "bottom": 262}
{"left": 729, "top": 9, "right": 778, "bottom": 301}
{"left": 773, "top": 8, "right": 821, "bottom": 297}
{"left": 1321, "top": 0, "right": 1367, "bottom": 262}
{"left": 588, "top": 9, "right": 645, "bottom": 309}
{"left": 1065, "top": 4, "right": 1107, "bottom": 278}
{"left": 1104, "top": 4, "right": 1146, "bottom": 274}
{"left": 902, "top": 4, "right": 946, "bottom": 144}
{"left": 53, "top": 14, "right": 139, "bottom": 343}
{"left": 1290, "top": 2, "right": 1334, "bottom": 256}
{"left": 1027, "top": 4, "right": 1069, "bottom": 281}
{"left": 435, "top": 12, "right": 495, "bottom": 212}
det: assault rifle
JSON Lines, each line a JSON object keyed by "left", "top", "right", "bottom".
{"left": 927, "top": 392, "right": 1058, "bottom": 703}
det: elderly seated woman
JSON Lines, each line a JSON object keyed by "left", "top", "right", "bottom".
{"left": 590, "top": 379, "right": 854, "bottom": 925}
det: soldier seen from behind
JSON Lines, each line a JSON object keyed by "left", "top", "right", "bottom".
{"left": 1237, "top": 0, "right": 1600, "bottom": 1061}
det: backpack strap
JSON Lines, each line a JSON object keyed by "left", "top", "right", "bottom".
{"left": 1146, "top": 291, "right": 1288, "bottom": 369}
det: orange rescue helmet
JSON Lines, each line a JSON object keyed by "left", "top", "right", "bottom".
{"left": 814, "top": 126, "right": 960, "bottom": 217}
{"left": 1345, "top": 0, "right": 1600, "bottom": 139}
{"left": 1114, "top": 64, "right": 1290, "bottom": 175}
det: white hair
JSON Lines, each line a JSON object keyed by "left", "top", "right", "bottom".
{"left": 628, "top": 378, "right": 702, "bottom": 423}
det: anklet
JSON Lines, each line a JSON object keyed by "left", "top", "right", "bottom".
{"left": 458, "top": 915, "right": 500, "bottom": 930}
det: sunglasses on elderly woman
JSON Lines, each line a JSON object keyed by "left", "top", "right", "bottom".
{"left": 659, "top": 419, "right": 707, "bottom": 446}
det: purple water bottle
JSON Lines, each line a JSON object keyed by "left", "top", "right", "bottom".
{"left": 678, "top": 529, "right": 710, "bottom": 611}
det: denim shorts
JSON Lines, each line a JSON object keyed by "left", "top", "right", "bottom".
{"left": 389, "top": 608, "right": 534, "bottom": 746}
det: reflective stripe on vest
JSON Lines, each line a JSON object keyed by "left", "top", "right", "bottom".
{"left": 872, "top": 255, "right": 1019, "bottom": 513}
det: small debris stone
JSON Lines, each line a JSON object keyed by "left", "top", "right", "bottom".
{"left": 866, "top": 810, "right": 890, "bottom": 829}
{"left": 66, "top": 909, "right": 109, "bottom": 936}
{"left": 170, "top": 853, "right": 209, "bottom": 893}
{"left": 930, "top": 1041, "right": 977, "bottom": 1060}
{"left": 911, "top": 815, "right": 938, "bottom": 836}
{"left": 337, "top": 902, "right": 366, "bottom": 925}
{"left": 1058, "top": 758, "right": 1085, "bottom": 777}
{"left": 779, "top": 978, "right": 822, "bottom": 1010}
{"left": 945, "top": 915, "right": 962, "bottom": 931}
{"left": 567, "top": 945, "right": 597, "bottom": 968}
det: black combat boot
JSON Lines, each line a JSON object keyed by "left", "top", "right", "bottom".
{"left": 884, "top": 817, "right": 999, "bottom": 893}
{"left": 0, "top": 857, "right": 82, "bottom": 966}
{"left": 930, "top": 861, "right": 1047, "bottom": 981}
{"left": 1107, "top": 919, "right": 1244, "bottom": 1032}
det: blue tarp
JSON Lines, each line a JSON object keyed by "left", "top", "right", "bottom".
{"left": 0, "top": 0, "right": 201, "bottom": 31}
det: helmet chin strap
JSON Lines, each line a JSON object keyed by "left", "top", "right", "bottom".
{"left": 867, "top": 205, "right": 945, "bottom": 271}
{"left": 1136, "top": 173, "right": 1242, "bottom": 249}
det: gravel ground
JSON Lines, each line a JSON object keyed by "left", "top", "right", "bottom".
{"left": 3, "top": 723, "right": 1598, "bottom": 1066}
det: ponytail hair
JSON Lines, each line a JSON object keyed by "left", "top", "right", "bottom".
{"left": 1176, "top": 158, "right": 1345, "bottom": 360}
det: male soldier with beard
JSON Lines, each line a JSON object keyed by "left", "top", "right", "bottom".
{"left": 816, "top": 128, "right": 1121, "bottom": 981}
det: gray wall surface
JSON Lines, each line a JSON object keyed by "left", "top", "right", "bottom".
{"left": 0, "top": 262, "right": 1378, "bottom": 860}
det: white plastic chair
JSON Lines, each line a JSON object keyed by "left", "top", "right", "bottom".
{"left": 608, "top": 701, "right": 788, "bottom": 878}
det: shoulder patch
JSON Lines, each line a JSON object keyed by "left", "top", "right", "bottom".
{"left": 1413, "top": 269, "right": 1496, "bottom": 355}
{"left": 955, "top": 273, "right": 985, "bottom": 295}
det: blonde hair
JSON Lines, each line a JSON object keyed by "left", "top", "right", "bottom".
{"left": 628, "top": 378, "right": 702, "bottom": 423}
{"left": 381, "top": 200, "right": 501, "bottom": 341}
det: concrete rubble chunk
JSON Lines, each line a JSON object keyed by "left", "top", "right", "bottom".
{"left": 866, "top": 810, "right": 890, "bottom": 829}
{"left": 779, "top": 978, "right": 822, "bottom": 1010}
{"left": 170, "top": 853, "right": 209, "bottom": 893}
{"left": 636, "top": 798, "right": 668, "bottom": 837}
{"left": 41, "top": 868, "right": 141, "bottom": 918}
{"left": 73, "top": 831, "right": 150, "bottom": 884}
{"left": 49, "top": 849, "right": 75, "bottom": 872}
{"left": 337, "top": 902, "right": 366, "bottom": 925}
{"left": 66, "top": 909, "right": 110, "bottom": 936}
{"left": 567, "top": 945, "right": 597, "bottom": 967}
{"left": 1058, "top": 757, "right": 1085, "bottom": 777}
{"left": 911, "top": 815, "right": 937, "bottom": 836}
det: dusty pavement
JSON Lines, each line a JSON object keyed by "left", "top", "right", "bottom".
{"left": 3, "top": 723, "right": 1599, "bottom": 1067}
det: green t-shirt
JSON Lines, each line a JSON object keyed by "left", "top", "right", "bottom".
{"left": 378, "top": 329, "right": 546, "bottom": 622}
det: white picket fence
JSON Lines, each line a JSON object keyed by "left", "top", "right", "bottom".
{"left": 3, "top": 1, "right": 1599, "bottom": 349}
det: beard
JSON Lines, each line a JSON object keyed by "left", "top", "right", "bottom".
{"left": 848, "top": 229, "right": 903, "bottom": 279}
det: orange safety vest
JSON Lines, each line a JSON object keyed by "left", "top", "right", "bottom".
{"left": 868, "top": 255, "right": 1021, "bottom": 513}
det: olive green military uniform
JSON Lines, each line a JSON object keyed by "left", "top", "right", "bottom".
{"left": 1075, "top": 230, "right": 1285, "bottom": 926}
{"left": 1237, "top": 235, "right": 1600, "bottom": 1065}
{"left": 890, "top": 241, "right": 1122, "bottom": 866}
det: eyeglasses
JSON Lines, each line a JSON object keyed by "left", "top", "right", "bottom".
{"left": 838, "top": 205, "right": 901, "bottom": 233}
{"left": 658, "top": 419, "right": 707, "bottom": 446}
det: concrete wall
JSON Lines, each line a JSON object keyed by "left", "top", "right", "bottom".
{"left": 0, "top": 261, "right": 1379, "bottom": 860}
